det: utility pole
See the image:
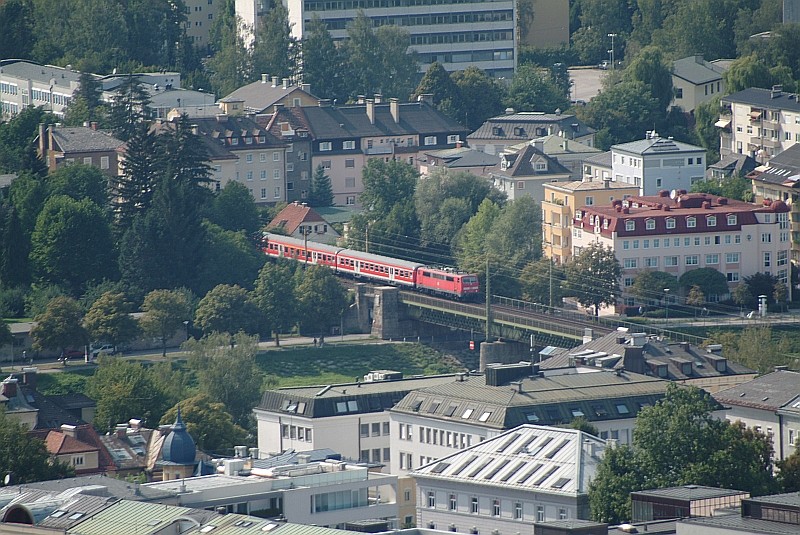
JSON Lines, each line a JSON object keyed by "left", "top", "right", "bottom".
{"left": 365, "top": 223, "right": 369, "bottom": 254}
{"left": 485, "top": 257, "right": 491, "bottom": 343}
{"left": 549, "top": 258, "right": 554, "bottom": 308}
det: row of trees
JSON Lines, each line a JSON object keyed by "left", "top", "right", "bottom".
{"left": 589, "top": 383, "right": 799, "bottom": 524}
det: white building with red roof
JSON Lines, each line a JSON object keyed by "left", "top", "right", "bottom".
{"left": 572, "top": 191, "right": 791, "bottom": 304}
{"left": 268, "top": 201, "right": 340, "bottom": 244}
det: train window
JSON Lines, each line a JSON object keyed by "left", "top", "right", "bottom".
{"left": 421, "top": 271, "right": 429, "bottom": 277}
{"left": 446, "top": 276, "right": 454, "bottom": 282}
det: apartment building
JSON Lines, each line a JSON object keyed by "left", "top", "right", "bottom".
{"left": 488, "top": 142, "right": 571, "bottom": 202}
{"left": 572, "top": 192, "right": 792, "bottom": 303}
{"left": 0, "top": 59, "right": 81, "bottom": 118}
{"left": 271, "top": 0, "right": 516, "bottom": 77}
{"left": 469, "top": 112, "right": 595, "bottom": 155}
{"left": 412, "top": 425, "right": 606, "bottom": 530}
{"left": 719, "top": 86, "right": 800, "bottom": 162}
{"left": 748, "top": 143, "right": 800, "bottom": 262}
{"left": 294, "top": 97, "right": 468, "bottom": 206}
{"left": 389, "top": 364, "right": 669, "bottom": 477}
{"left": 713, "top": 369, "right": 800, "bottom": 461}
{"left": 253, "top": 372, "right": 459, "bottom": 467}
{"left": 157, "top": 115, "right": 288, "bottom": 203}
{"left": 37, "top": 123, "right": 124, "bottom": 177}
{"left": 542, "top": 178, "right": 639, "bottom": 264}
{"left": 610, "top": 132, "right": 707, "bottom": 195}
{"left": 220, "top": 75, "right": 318, "bottom": 116}
{"left": 185, "top": 0, "right": 220, "bottom": 51}
{"left": 259, "top": 104, "right": 315, "bottom": 203}
{"left": 671, "top": 55, "right": 727, "bottom": 114}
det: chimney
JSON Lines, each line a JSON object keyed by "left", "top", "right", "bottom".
{"left": 357, "top": 95, "right": 366, "bottom": 104}
{"left": 366, "top": 99, "right": 375, "bottom": 124}
{"left": 115, "top": 424, "right": 129, "bottom": 439}
{"left": 273, "top": 103, "right": 285, "bottom": 113}
{"left": 300, "top": 83, "right": 311, "bottom": 93}
{"left": 61, "top": 424, "right": 78, "bottom": 438}
{"left": 249, "top": 447, "right": 260, "bottom": 459}
{"left": 282, "top": 78, "right": 289, "bottom": 89}
{"left": 583, "top": 328, "right": 594, "bottom": 343}
{"left": 374, "top": 93, "right": 382, "bottom": 104}
{"left": 129, "top": 418, "right": 142, "bottom": 431}
{"left": 533, "top": 139, "right": 544, "bottom": 152}
{"left": 235, "top": 445, "right": 248, "bottom": 458}
{"left": 456, "top": 140, "right": 463, "bottom": 148}
{"left": 771, "top": 85, "right": 783, "bottom": 99}
{"left": 38, "top": 123, "right": 47, "bottom": 158}
{"left": 417, "top": 94, "right": 434, "bottom": 105}
{"left": 510, "top": 381, "right": 523, "bottom": 393}
{"left": 272, "top": 76, "right": 279, "bottom": 87}
{"left": 318, "top": 99, "right": 331, "bottom": 107}
{"left": 90, "top": 121, "right": 98, "bottom": 130}
{"left": 390, "top": 97, "right": 400, "bottom": 123}
{"left": 1, "top": 377, "right": 18, "bottom": 398}
{"left": 695, "top": 54, "right": 704, "bottom": 65}
{"left": 297, "top": 453, "right": 311, "bottom": 464}
{"left": 22, "top": 367, "right": 37, "bottom": 388}
{"left": 261, "top": 73, "right": 269, "bottom": 83}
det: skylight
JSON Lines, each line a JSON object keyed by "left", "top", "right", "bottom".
{"left": 462, "top": 408, "right": 474, "bottom": 419}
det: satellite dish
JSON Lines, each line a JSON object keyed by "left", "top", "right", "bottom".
{"left": 669, "top": 189, "right": 677, "bottom": 199}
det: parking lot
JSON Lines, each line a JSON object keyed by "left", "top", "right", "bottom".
{"left": 569, "top": 67, "right": 607, "bottom": 103}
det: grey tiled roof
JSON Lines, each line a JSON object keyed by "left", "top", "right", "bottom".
{"left": 297, "top": 101, "right": 467, "bottom": 140}
{"left": 633, "top": 485, "right": 748, "bottom": 501}
{"left": 583, "top": 150, "right": 612, "bottom": 167}
{"left": 678, "top": 512, "right": 800, "bottom": 534}
{"left": 713, "top": 370, "right": 800, "bottom": 410}
{"left": 220, "top": 81, "right": 315, "bottom": 112}
{"left": 0, "top": 59, "right": 84, "bottom": 85}
{"left": 468, "top": 112, "right": 594, "bottom": 141}
{"left": 256, "top": 374, "right": 461, "bottom": 419}
{"left": 391, "top": 370, "right": 669, "bottom": 429}
{"left": 612, "top": 136, "right": 704, "bottom": 155}
{"left": 493, "top": 144, "right": 571, "bottom": 177}
{"left": 672, "top": 56, "right": 726, "bottom": 85}
{"left": 723, "top": 87, "right": 800, "bottom": 112}
{"left": 708, "top": 153, "right": 757, "bottom": 176}
{"left": 50, "top": 127, "right": 124, "bottom": 153}
{"left": 423, "top": 147, "right": 500, "bottom": 168}
{"left": 751, "top": 144, "right": 800, "bottom": 187}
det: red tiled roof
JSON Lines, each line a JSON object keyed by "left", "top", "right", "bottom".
{"left": 268, "top": 203, "right": 327, "bottom": 234}
{"left": 44, "top": 431, "right": 97, "bottom": 455}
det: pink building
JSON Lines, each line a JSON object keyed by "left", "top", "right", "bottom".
{"left": 572, "top": 191, "right": 791, "bottom": 305}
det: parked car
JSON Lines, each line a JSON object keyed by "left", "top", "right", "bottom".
{"left": 597, "top": 60, "right": 609, "bottom": 70}
{"left": 90, "top": 343, "right": 116, "bottom": 357}
{"left": 63, "top": 349, "right": 85, "bottom": 359}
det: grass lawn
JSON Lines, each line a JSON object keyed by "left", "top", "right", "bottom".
{"left": 255, "top": 342, "right": 464, "bottom": 387}
{"left": 35, "top": 368, "right": 94, "bottom": 395}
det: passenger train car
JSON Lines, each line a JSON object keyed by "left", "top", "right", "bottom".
{"left": 261, "top": 233, "right": 480, "bottom": 299}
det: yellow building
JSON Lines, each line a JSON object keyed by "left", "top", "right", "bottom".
{"left": 542, "top": 178, "right": 639, "bottom": 264}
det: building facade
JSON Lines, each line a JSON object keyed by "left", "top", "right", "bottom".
{"left": 610, "top": 133, "right": 707, "bottom": 195}
{"left": 412, "top": 425, "right": 606, "bottom": 531}
{"left": 259, "top": 104, "right": 315, "bottom": 203}
{"left": 542, "top": 178, "right": 639, "bottom": 265}
{"left": 0, "top": 59, "right": 81, "bottom": 118}
{"left": 469, "top": 112, "right": 595, "bottom": 156}
{"left": 671, "top": 55, "right": 727, "bottom": 114}
{"left": 719, "top": 86, "right": 800, "bottom": 163}
{"left": 488, "top": 142, "right": 571, "bottom": 202}
{"left": 37, "top": 124, "right": 124, "bottom": 177}
{"left": 572, "top": 192, "right": 792, "bottom": 302}
{"left": 185, "top": 0, "right": 220, "bottom": 51}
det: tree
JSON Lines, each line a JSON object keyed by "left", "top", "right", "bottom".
{"left": 578, "top": 80, "right": 661, "bottom": 149}
{"left": 589, "top": 384, "right": 777, "bottom": 524}
{"left": 30, "top": 195, "right": 116, "bottom": 295}
{"left": 724, "top": 55, "right": 773, "bottom": 93}
{"left": 0, "top": 409, "right": 74, "bottom": 483}
{"left": 374, "top": 25, "right": 418, "bottom": 99}
{"left": 207, "top": 0, "right": 252, "bottom": 97}
{"left": 360, "top": 159, "right": 419, "bottom": 218}
{"left": 630, "top": 271, "right": 678, "bottom": 305}
{"left": 30, "top": 296, "right": 87, "bottom": 353}
{"left": 686, "top": 285, "right": 705, "bottom": 316}
{"left": 679, "top": 267, "right": 728, "bottom": 301}
{"left": 156, "top": 114, "right": 213, "bottom": 194}
{"left": 161, "top": 394, "right": 248, "bottom": 454}
{"left": 564, "top": 242, "right": 621, "bottom": 317}
{"left": 196, "top": 222, "right": 265, "bottom": 295}
{"left": 108, "top": 75, "right": 152, "bottom": 142}
{"left": 693, "top": 96, "right": 722, "bottom": 162}
{"left": 139, "top": 289, "right": 193, "bottom": 357}
{"left": 690, "top": 174, "right": 753, "bottom": 202}
{"left": 732, "top": 283, "right": 754, "bottom": 312}
{"left": 208, "top": 181, "right": 261, "bottom": 234}
{"left": 504, "top": 64, "right": 570, "bottom": 113}
{"left": 301, "top": 16, "right": 347, "bottom": 101}
{"left": 114, "top": 124, "right": 160, "bottom": 235}
{"left": 82, "top": 291, "right": 139, "bottom": 348}
{"left": 194, "top": 284, "right": 261, "bottom": 336}
{"left": 309, "top": 165, "right": 334, "bottom": 207}
{"left": 184, "top": 331, "right": 264, "bottom": 427}
{"left": 623, "top": 45, "right": 673, "bottom": 112}
{"left": 777, "top": 447, "right": 800, "bottom": 493}
{"left": 520, "top": 258, "right": 565, "bottom": 306}
{"left": 252, "top": 260, "right": 297, "bottom": 346}
{"left": 411, "top": 63, "right": 459, "bottom": 112}
{"left": 711, "top": 325, "right": 792, "bottom": 373}
{"left": 0, "top": 204, "right": 30, "bottom": 288}
{"left": 451, "top": 67, "right": 506, "bottom": 131}
{"left": 0, "top": 106, "right": 51, "bottom": 175}
{"left": 0, "top": 320, "right": 12, "bottom": 349}
{"left": 252, "top": 3, "right": 298, "bottom": 82}
{"left": 296, "top": 265, "right": 348, "bottom": 335}
{"left": 773, "top": 281, "right": 789, "bottom": 312}
{"left": 86, "top": 357, "right": 173, "bottom": 431}
{"left": 342, "top": 11, "right": 382, "bottom": 98}
{"left": 453, "top": 199, "right": 502, "bottom": 278}
{"left": 47, "top": 164, "right": 109, "bottom": 207}
{"left": 0, "top": 0, "right": 34, "bottom": 62}
{"left": 63, "top": 72, "right": 107, "bottom": 127}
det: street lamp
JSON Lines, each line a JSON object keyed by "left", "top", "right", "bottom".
{"left": 607, "top": 33, "right": 617, "bottom": 70}
{"left": 664, "top": 288, "right": 670, "bottom": 325}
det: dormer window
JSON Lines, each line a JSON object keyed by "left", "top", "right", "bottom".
{"left": 534, "top": 162, "right": 547, "bottom": 171}
{"left": 707, "top": 215, "right": 716, "bottom": 226}
{"left": 727, "top": 214, "right": 737, "bottom": 225}
{"left": 343, "top": 140, "right": 356, "bottom": 150}
{"left": 646, "top": 219, "right": 655, "bottom": 230}
{"left": 230, "top": 137, "right": 238, "bottom": 145}
{"left": 625, "top": 220, "right": 635, "bottom": 231}
{"left": 492, "top": 126, "right": 502, "bottom": 136}
{"left": 686, "top": 217, "right": 696, "bottom": 228}
{"left": 666, "top": 218, "right": 675, "bottom": 229}
{"left": 245, "top": 137, "right": 253, "bottom": 144}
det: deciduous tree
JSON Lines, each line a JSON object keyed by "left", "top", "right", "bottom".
{"left": 678, "top": 267, "right": 728, "bottom": 300}
{"left": 139, "top": 289, "right": 193, "bottom": 357}
{"left": 411, "top": 62, "right": 459, "bottom": 111}
{"left": 630, "top": 271, "right": 678, "bottom": 305}
{"left": 82, "top": 291, "right": 139, "bottom": 348}
{"left": 504, "top": 64, "right": 569, "bottom": 113}
{"left": 520, "top": 258, "right": 565, "bottom": 307}
{"left": 194, "top": 284, "right": 261, "bottom": 336}
{"left": 47, "top": 164, "right": 109, "bottom": 207}
{"left": 578, "top": 80, "right": 661, "bottom": 149}
{"left": 252, "top": 260, "right": 297, "bottom": 346}
{"left": 564, "top": 242, "right": 621, "bottom": 317}
{"left": 623, "top": 45, "right": 673, "bottom": 112}
{"left": 196, "top": 222, "right": 265, "bottom": 295}
{"left": 161, "top": 394, "right": 249, "bottom": 454}
{"left": 184, "top": 331, "right": 263, "bottom": 427}
{"left": 296, "top": 265, "right": 348, "bottom": 336}
{"left": 724, "top": 55, "right": 773, "bottom": 93}
{"left": 451, "top": 67, "right": 505, "bottom": 131}
{"left": 208, "top": 181, "right": 261, "bottom": 234}
{"left": 0, "top": 409, "right": 74, "bottom": 483}
{"left": 30, "top": 296, "right": 87, "bottom": 353}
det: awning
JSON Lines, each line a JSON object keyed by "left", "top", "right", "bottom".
{"left": 714, "top": 118, "right": 731, "bottom": 128}
{"left": 749, "top": 111, "right": 762, "bottom": 120}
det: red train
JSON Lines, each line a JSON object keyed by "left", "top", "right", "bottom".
{"left": 262, "top": 233, "right": 481, "bottom": 299}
